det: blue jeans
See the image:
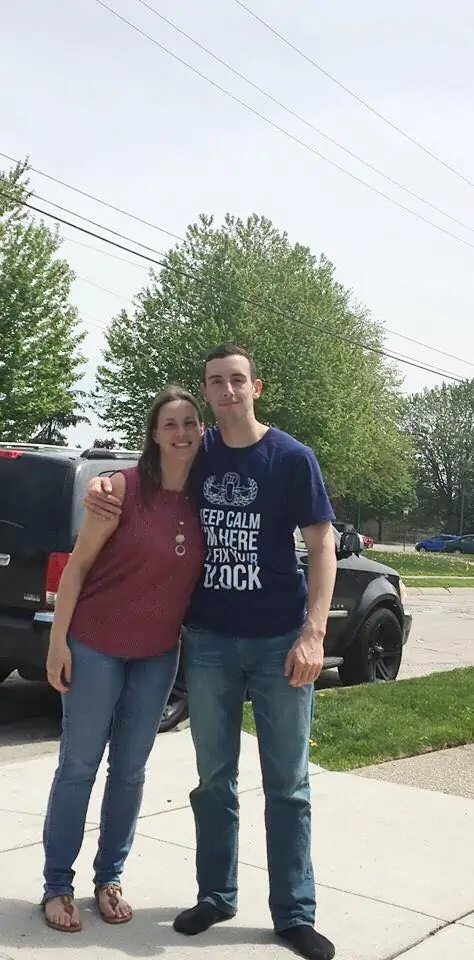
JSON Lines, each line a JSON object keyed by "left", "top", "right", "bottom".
{"left": 43, "top": 636, "right": 179, "bottom": 900}
{"left": 184, "top": 627, "right": 315, "bottom": 932}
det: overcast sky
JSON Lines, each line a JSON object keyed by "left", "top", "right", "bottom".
{"left": 2, "top": 0, "right": 474, "bottom": 446}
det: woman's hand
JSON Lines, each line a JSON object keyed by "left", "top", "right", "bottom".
{"left": 46, "top": 640, "right": 72, "bottom": 694}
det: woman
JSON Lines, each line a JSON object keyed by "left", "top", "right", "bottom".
{"left": 41, "top": 386, "right": 204, "bottom": 933}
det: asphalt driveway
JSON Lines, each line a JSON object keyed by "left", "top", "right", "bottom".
{"left": 400, "top": 588, "right": 474, "bottom": 679}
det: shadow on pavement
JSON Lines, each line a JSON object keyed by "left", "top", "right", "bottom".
{"left": 0, "top": 670, "right": 342, "bottom": 753}
{"left": 0, "top": 897, "right": 276, "bottom": 955}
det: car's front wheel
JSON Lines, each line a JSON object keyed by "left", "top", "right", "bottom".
{"left": 338, "top": 607, "right": 403, "bottom": 686}
{"left": 159, "top": 655, "right": 189, "bottom": 733}
{"left": 159, "top": 687, "right": 188, "bottom": 733}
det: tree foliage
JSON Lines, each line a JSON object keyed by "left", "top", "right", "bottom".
{"left": 95, "top": 213, "right": 411, "bottom": 503}
{"left": 92, "top": 437, "right": 116, "bottom": 449}
{"left": 0, "top": 161, "right": 85, "bottom": 441}
{"left": 406, "top": 380, "right": 474, "bottom": 533}
{"left": 29, "top": 405, "right": 90, "bottom": 446}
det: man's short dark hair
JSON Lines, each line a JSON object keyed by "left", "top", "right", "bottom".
{"left": 202, "top": 343, "right": 257, "bottom": 383}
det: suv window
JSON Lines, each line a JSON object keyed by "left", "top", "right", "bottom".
{"left": 0, "top": 455, "right": 73, "bottom": 552}
{"left": 0, "top": 453, "right": 140, "bottom": 554}
{"left": 70, "top": 459, "right": 139, "bottom": 540}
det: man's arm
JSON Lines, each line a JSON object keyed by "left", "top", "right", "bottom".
{"left": 285, "top": 521, "right": 337, "bottom": 687}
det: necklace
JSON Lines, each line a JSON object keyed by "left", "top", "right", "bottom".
{"left": 161, "top": 488, "right": 188, "bottom": 557}
{"left": 175, "top": 520, "right": 186, "bottom": 557}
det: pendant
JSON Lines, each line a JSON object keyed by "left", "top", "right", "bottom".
{"left": 175, "top": 521, "right": 186, "bottom": 557}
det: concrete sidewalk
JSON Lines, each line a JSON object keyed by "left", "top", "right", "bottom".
{"left": 356, "top": 743, "right": 474, "bottom": 799}
{"left": 0, "top": 730, "right": 473, "bottom": 960}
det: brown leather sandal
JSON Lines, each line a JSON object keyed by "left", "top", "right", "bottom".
{"left": 42, "top": 894, "right": 82, "bottom": 932}
{"left": 94, "top": 883, "right": 133, "bottom": 924}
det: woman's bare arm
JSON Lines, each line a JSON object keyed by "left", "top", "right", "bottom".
{"left": 46, "top": 473, "right": 125, "bottom": 692}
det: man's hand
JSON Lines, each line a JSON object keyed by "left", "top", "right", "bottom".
{"left": 83, "top": 476, "right": 122, "bottom": 521}
{"left": 46, "top": 641, "right": 72, "bottom": 694}
{"left": 284, "top": 628, "right": 325, "bottom": 687}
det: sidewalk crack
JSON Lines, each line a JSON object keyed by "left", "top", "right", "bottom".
{"left": 132, "top": 829, "right": 452, "bottom": 925}
{"left": 387, "top": 907, "right": 474, "bottom": 958}
{"left": 385, "top": 924, "right": 447, "bottom": 959}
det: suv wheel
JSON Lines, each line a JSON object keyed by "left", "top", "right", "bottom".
{"left": 338, "top": 608, "right": 403, "bottom": 686}
{"left": 159, "top": 683, "right": 188, "bottom": 733}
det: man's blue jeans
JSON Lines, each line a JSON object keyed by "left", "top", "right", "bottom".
{"left": 43, "top": 636, "right": 179, "bottom": 900}
{"left": 184, "top": 627, "right": 315, "bottom": 932}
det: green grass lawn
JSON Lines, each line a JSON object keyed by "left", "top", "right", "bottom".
{"left": 370, "top": 550, "right": 474, "bottom": 575}
{"left": 369, "top": 550, "right": 474, "bottom": 587}
{"left": 403, "top": 578, "right": 474, "bottom": 588}
{"left": 242, "top": 668, "right": 474, "bottom": 771}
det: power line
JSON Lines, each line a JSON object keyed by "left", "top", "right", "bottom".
{"left": 0, "top": 182, "right": 464, "bottom": 383}
{"left": 92, "top": 0, "right": 474, "bottom": 255}
{"left": 230, "top": 0, "right": 474, "bottom": 190}
{"left": 63, "top": 233, "right": 149, "bottom": 270}
{"left": 133, "top": 0, "right": 474, "bottom": 238}
{"left": 0, "top": 189, "right": 168, "bottom": 262}
{"left": 30, "top": 190, "right": 169, "bottom": 259}
{"left": 2, "top": 186, "right": 462, "bottom": 381}
{"left": 76, "top": 302, "right": 468, "bottom": 382}
{"left": 75, "top": 273, "right": 134, "bottom": 303}
{"left": 2, "top": 154, "right": 472, "bottom": 372}
{"left": 384, "top": 328, "right": 474, "bottom": 369}
{"left": 73, "top": 236, "right": 474, "bottom": 371}
{"left": 0, "top": 150, "right": 183, "bottom": 244}
{"left": 65, "top": 222, "right": 473, "bottom": 369}
{"left": 78, "top": 310, "right": 111, "bottom": 333}
{"left": 68, "top": 252, "right": 474, "bottom": 373}
{"left": 72, "top": 282, "right": 465, "bottom": 379}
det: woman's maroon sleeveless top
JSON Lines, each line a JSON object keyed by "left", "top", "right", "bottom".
{"left": 70, "top": 468, "right": 204, "bottom": 657}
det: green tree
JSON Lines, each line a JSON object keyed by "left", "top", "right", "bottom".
{"left": 29, "top": 404, "right": 90, "bottom": 446}
{"left": 406, "top": 380, "right": 474, "bottom": 533}
{"left": 0, "top": 161, "right": 85, "bottom": 441}
{"left": 92, "top": 437, "right": 116, "bottom": 449}
{"left": 95, "top": 213, "right": 411, "bottom": 503}
{"left": 336, "top": 411, "right": 414, "bottom": 539}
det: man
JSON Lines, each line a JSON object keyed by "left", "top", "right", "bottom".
{"left": 85, "top": 344, "right": 337, "bottom": 960}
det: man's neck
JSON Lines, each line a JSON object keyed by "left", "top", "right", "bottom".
{"left": 217, "top": 417, "right": 269, "bottom": 449}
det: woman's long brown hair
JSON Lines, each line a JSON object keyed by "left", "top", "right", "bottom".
{"left": 137, "top": 385, "right": 202, "bottom": 504}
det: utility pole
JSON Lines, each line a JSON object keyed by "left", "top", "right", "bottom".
{"left": 403, "top": 507, "right": 409, "bottom": 552}
{"left": 459, "top": 478, "right": 465, "bottom": 536}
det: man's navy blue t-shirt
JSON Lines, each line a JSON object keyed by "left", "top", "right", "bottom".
{"left": 187, "top": 426, "right": 335, "bottom": 638}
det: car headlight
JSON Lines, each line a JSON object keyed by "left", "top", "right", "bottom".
{"left": 399, "top": 579, "right": 408, "bottom": 607}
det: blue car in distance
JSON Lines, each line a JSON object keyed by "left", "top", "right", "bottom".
{"left": 415, "top": 534, "right": 458, "bottom": 552}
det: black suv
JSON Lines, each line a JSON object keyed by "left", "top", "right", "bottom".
{"left": 0, "top": 443, "right": 412, "bottom": 731}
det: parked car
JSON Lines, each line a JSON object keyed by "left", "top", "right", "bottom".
{"left": 333, "top": 521, "right": 369, "bottom": 551}
{"left": 441, "top": 534, "right": 474, "bottom": 555}
{"left": 415, "top": 534, "right": 458, "bottom": 552}
{"left": 333, "top": 521, "right": 353, "bottom": 534}
{"left": 0, "top": 443, "right": 412, "bottom": 729}
{"left": 361, "top": 534, "right": 374, "bottom": 549}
